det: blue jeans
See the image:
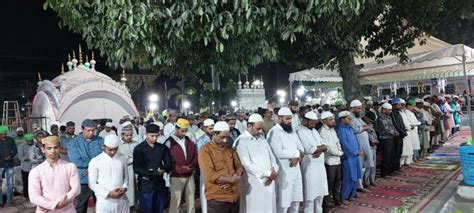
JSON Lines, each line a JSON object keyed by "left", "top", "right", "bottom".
{"left": 0, "top": 167, "right": 14, "bottom": 204}
{"left": 138, "top": 189, "right": 167, "bottom": 213}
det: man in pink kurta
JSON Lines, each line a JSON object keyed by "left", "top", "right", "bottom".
{"left": 28, "top": 136, "right": 81, "bottom": 212}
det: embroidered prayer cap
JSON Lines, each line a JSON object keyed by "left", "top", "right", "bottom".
{"left": 42, "top": 136, "right": 59, "bottom": 145}
{"left": 176, "top": 118, "right": 190, "bottom": 129}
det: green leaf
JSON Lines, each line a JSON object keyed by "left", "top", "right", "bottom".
{"left": 219, "top": 43, "right": 224, "bottom": 53}
{"left": 128, "top": 16, "right": 133, "bottom": 25}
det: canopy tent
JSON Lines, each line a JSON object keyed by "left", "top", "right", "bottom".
{"left": 359, "top": 44, "right": 474, "bottom": 84}
{"left": 288, "top": 68, "right": 342, "bottom": 82}
{"left": 289, "top": 41, "right": 474, "bottom": 137}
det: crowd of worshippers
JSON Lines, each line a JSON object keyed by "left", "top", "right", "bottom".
{"left": 0, "top": 93, "right": 463, "bottom": 213}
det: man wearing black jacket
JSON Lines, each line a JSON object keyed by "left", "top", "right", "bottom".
{"left": 133, "top": 124, "right": 172, "bottom": 213}
{"left": 390, "top": 99, "right": 408, "bottom": 173}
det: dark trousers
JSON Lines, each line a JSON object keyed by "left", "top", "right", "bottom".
{"left": 207, "top": 200, "right": 239, "bottom": 213}
{"left": 138, "top": 189, "right": 167, "bottom": 213}
{"left": 21, "top": 170, "right": 29, "bottom": 199}
{"left": 323, "top": 164, "right": 342, "bottom": 209}
{"left": 380, "top": 138, "right": 394, "bottom": 177}
{"left": 75, "top": 184, "right": 94, "bottom": 213}
{"left": 392, "top": 137, "right": 403, "bottom": 171}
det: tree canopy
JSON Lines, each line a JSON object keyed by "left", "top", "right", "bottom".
{"left": 44, "top": 0, "right": 474, "bottom": 100}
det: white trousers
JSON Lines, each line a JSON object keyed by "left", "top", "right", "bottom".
{"left": 304, "top": 196, "right": 323, "bottom": 213}
{"left": 278, "top": 201, "right": 300, "bottom": 213}
{"left": 200, "top": 175, "right": 207, "bottom": 213}
{"left": 400, "top": 155, "right": 413, "bottom": 166}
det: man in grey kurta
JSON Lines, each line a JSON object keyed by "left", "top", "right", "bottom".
{"left": 349, "top": 100, "right": 373, "bottom": 192}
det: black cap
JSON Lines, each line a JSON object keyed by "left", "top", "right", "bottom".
{"left": 66, "top": 121, "right": 75, "bottom": 127}
{"left": 146, "top": 124, "right": 160, "bottom": 133}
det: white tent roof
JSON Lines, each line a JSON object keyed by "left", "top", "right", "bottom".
{"left": 289, "top": 40, "right": 474, "bottom": 85}
{"left": 359, "top": 44, "right": 474, "bottom": 84}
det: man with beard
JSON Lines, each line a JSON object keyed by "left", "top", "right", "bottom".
{"left": 399, "top": 99, "right": 414, "bottom": 167}
{"left": 374, "top": 103, "right": 399, "bottom": 177}
{"left": 118, "top": 125, "right": 140, "bottom": 210}
{"left": 226, "top": 114, "right": 241, "bottom": 147}
{"left": 195, "top": 118, "right": 215, "bottom": 213}
{"left": 349, "top": 100, "right": 372, "bottom": 192}
{"left": 297, "top": 111, "right": 328, "bottom": 213}
{"left": 268, "top": 107, "right": 304, "bottom": 213}
{"left": 390, "top": 98, "right": 408, "bottom": 173}
{"left": 198, "top": 121, "right": 243, "bottom": 213}
{"left": 405, "top": 99, "right": 421, "bottom": 163}
{"left": 50, "top": 124, "right": 60, "bottom": 137}
{"left": 234, "top": 113, "right": 279, "bottom": 213}
{"left": 59, "top": 121, "right": 76, "bottom": 161}
{"left": 288, "top": 100, "right": 301, "bottom": 131}
{"left": 319, "top": 112, "right": 345, "bottom": 211}
{"left": 337, "top": 111, "right": 362, "bottom": 204}
{"left": 12, "top": 127, "right": 26, "bottom": 146}
{"left": 235, "top": 111, "right": 247, "bottom": 134}
{"left": 164, "top": 109, "right": 178, "bottom": 139}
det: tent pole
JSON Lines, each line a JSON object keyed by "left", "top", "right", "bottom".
{"left": 290, "top": 81, "right": 294, "bottom": 101}
{"left": 462, "top": 53, "right": 474, "bottom": 138}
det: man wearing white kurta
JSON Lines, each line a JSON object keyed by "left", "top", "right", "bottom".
{"left": 268, "top": 107, "right": 304, "bottom": 213}
{"left": 164, "top": 110, "right": 178, "bottom": 139}
{"left": 405, "top": 99, "right": 422, "bottom": 161}
{"left": 399, "top": 100, "right": 414, "bottom": 166}
{"left": 297, "top": 111, "right": 328, "bottom": 213}
{"left": 89, "top": 135, "right": 129, "bottom": 213}
{"left": 234, "top": 114, "right": 279, "bottom": 213}
{"left": 118, "top": 125, "right": 139, "bottom": 209}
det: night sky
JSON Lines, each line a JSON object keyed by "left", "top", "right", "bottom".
{"left": 0, "top": 0, "right": 296, "bottom": 111}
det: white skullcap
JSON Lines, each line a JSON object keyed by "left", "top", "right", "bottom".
{"left": 203, "top": 119, "right": 215, "bottom": 127}
{"left": 304, "top": 111, "right": 318, "bottom": 120}
{"left": 104, "top": 135, "right": 120, "bottom": 148}
{"left": 320, "top": 111, "right": 334, "bottom": 120}
{"left": 416, "top": 98, "right": 423, "bottom": 103}
{"left": 213, "top": 121, "right": 230, "bottom": 131}
{"left": 423, "top": 102, "right": 431, "bottom": 107}
{"left": 248, "top": 114, "right": 263, "bottom": 123}
{"left": 105, "top": 122, "right": 113, "bottom": 127}
{"left": 350, "top": 100, "right": 362, "bottom": 107}
{"left": 423, "top": 95, "right": 431, "bottom": 100}
{"left": 400, "top": 99, "right": 406, "bottom": 104}
{"left": 16, "top": 127, "right": 24, "bottom": 132}
{"left": 382, "top": 103, "right": 392, "bottom": 109}
{"left": 338, "top": 111, "right": 351, "bottom": 118}
{"left": 278, "top": 107, "right": 293, "bottom": 116}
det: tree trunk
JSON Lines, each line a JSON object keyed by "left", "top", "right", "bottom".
{"left": 338, "top": 54, "right": 363, "bottom": 102}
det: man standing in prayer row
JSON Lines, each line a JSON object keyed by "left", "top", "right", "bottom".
{"left": 297, "top": 111, "right": 328, "bottom": 213}
{"left": 68, "top": 119, "right": 104, "bottom": 213}
{"left": 320, "top": 112, "right": 345, "bottom": 211}
{"left": 59, "top": 121, "right": 76, "bottom": 161}
{"left": 268, "top": 107, "right": 304, "bottom": 213}
{"left": 17, "top": 133, "right": 36, "bottom": 204}
{"left": 133, "top": 124, "right": 172, "bottom": 213}
{"left": 288, "top": 100, "right": 301, "bottom": 131}
{"left": 406, "top": 99, "right": 422, "bottom": 162}
{"left": 0, "top": 125, "right": 18, "bottom": 207}
{"left": 226, "top": 114, "right": 242, "bottom": 147}
{"left": 28, "top": 136, "right": 81, "bottom": 212}
{"left": 118, "top": 124, "right": 139, "bottom": 210}
{"left": 337, "top": 111, "right": 362, "bottom": 204}
{"left": 399, "top": 99, "right": 414, "bottom": 167}
{"left": 165, "top": 118, "right": 198, "bottom": 213}
{"left": 98, "top": 122, "right": 117, "bottom": 138}
{"left": 236, "top": 111, "right": 248, "bottom": 134}
{"left": 374, "top": 103, "right": 399, "bottom": 177}
{"left": 164, "top": 109, "right": 178, "bottom": 139}
{"left": 390, "top": 99, "right": 408, "bottom": 172}
{"left": 234, "top": 114, "right": 279, "bottom": 213}
{"left": 89, "top": 135, "right": 129, "bottom": 212}
{"left": 195, "top": 118, "right": 215, "bottom": 213}
{"left": 349, "top": 100, "right": 372, "bottom": 192}
{"left": 198, "top": 121, "right": 243, "bottom": 213}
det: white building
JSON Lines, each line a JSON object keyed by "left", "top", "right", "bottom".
{"left": 236, "top": 76, "right": 267, "bottom": 111}
{"left": 32, "top": 51, "right": 139, "bottom": 132}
